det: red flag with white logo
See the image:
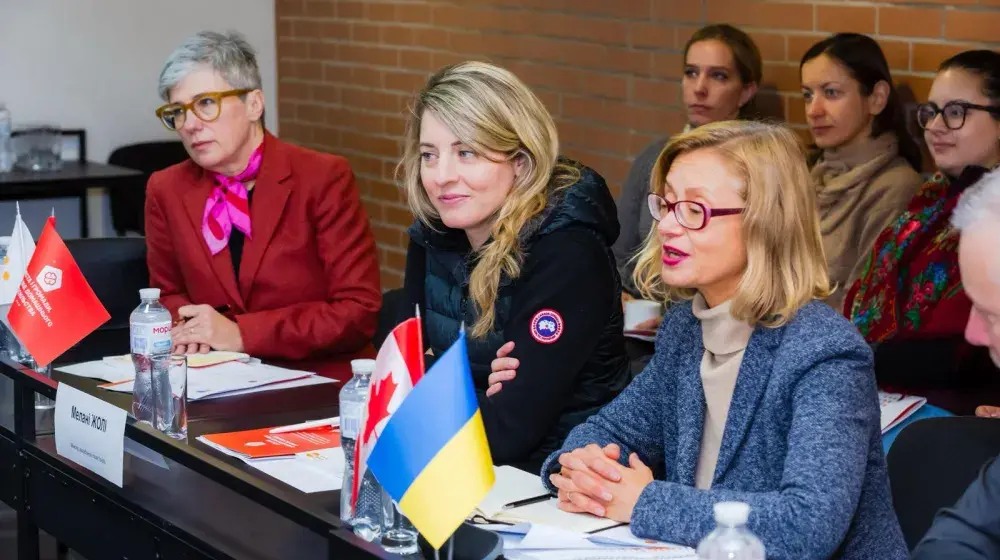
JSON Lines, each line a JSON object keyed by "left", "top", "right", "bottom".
{"left": 352, "top": 316, "right": 424, "bottom": 507}
{"left": 7, "top": 217, "right": 109, "bottom": 367}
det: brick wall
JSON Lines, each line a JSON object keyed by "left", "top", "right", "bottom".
{"left": 275, "top": 0, "right": 1000, "bottom": 288}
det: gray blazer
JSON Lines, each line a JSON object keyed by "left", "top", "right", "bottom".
{"left": 612, "top": 138, "right": 667, "bottom": 297}
{"left": 542, "top": 300, "right": 907, "bottom": 560}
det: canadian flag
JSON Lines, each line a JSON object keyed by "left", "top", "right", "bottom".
{"left": 7, "top": 217, "right": 109, "bottom": 367}
{"left": 353, "top": 316, "right": 424, "bottom": 506}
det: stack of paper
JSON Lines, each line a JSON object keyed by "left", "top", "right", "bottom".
{"left": 103, "top": 351, "right": 250, "bottom": 369}
{"left": 57, "top": 358, "right": 334, "bottom": 401}
{"left": 487, "top": 523, "right": 696, "bottom": 559}
{"left": 197, "top": 423, "right": 344, "bottom": 493}
{"left": 879, "top": 391, "right": 927, "bottom": 433}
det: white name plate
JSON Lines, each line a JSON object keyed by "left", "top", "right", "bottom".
{"left": 54, "top": 383, "right": 127, "bottom": 487}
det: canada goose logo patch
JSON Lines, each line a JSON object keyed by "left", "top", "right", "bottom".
{"left": 530, "top": 309, "right": 563, "bottom": 344}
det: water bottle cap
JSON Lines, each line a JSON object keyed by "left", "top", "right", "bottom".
{"left": 350, "top": 359, "right": 376, "bottom": 375}
{"left": 713, "top": 501, "right": 750, "bottom": 526}
{"left": 139, "top": 288, "right": 161, "bottom": 300}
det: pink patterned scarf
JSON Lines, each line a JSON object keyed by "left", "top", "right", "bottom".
{"left": 202, "top": 144, "right": 263, "bottom": 255}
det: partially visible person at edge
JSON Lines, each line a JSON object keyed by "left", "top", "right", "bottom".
{"left": 800, "top": 33, "right": 923, "bottom": 312}
{"left": 845, "top": 50, "right": 1000, "bottom": 414}
{"left": 491, "top": 121, "right": 907, "bottom": 559}
{"left": 398, "top": 61, "right": 630, "bottom": 472}
{"left": 912, "top": 168, "right": 1000, "bottom": 558}
{"left": 612, "top": 24, "right": 761, "bottom": 365}
{"left": 145, "top": 31, "right": 380, "bottom": 382}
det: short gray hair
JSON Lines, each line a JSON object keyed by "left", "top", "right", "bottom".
{"left": 952, "top": 169, "right": 1000, "bottom": 234}
{"left": 158, "top": 30, "right": 262, "bottom": 101}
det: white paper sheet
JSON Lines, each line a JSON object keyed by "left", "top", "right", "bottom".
{"left": 477, "top": 465, "right": 552, "bottom": 518}
{"left": 199, "top": 436, "right": 344, "bottom": 494}
{"left": 57, "top": 361, "right": 134, "bottom": 383}
{"left": 624, "top": 332, "right": 656, "bottom": 343}
{"left": 498, "top": 524, "right": 696, "bottom": 559}
{"left": 506, "top": 548, "right": 696, "bottom": 559}
{"left": 65, "top": 360, "right": 320, "bottom": 401}
{"left": 245, "top": 447, "right": 344, "bottom": 493}
{"left": 494, "top": 498, "right": 623, "bottom": 533}
{"left": 879, "top": 391, "right": 927, "bottom": 433}
{"left": 103, "top": 351, "right": 252, "bottom": 369}
{"left": 196, "top": 374, "right": 334, "bottom": 399}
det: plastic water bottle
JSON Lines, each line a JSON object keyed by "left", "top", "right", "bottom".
{"left": 0, "top": 104, "right": 13, "bottom": 173}
{"left": 340, "top": 359, "right": 381, "bottom": 541}
{"left": 130, "top": 289, "right": 172, "bottom": 426}
{"left": 697, "top": 502, "right": 766, "bottom": 560}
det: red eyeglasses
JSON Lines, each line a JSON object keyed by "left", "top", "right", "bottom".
{"left": 647, "top": 194, "right": 744, "bottom": 231}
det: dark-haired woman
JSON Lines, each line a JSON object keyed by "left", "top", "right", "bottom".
{"left": 800, "top": 33, "right": 923, "bottom": 312}
{"left": 846, "top": 50, "right": 1000, "bottom": 414}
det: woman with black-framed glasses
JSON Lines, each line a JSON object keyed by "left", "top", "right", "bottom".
{"left": 144, "top": 31, "right": 381, "bottom": 382}
{"left": 846, "top": 50, "right": 1000, "bottom": 416}
{"left": 916, "top": 100, "right": 1000, "bottom": 131}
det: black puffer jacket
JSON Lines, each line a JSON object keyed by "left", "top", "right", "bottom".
{"left": 404, "top": 160, "right": 631, "bottom": 471}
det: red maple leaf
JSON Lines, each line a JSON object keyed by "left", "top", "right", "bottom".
{"left": 362, "top": 373, "right": 398, "bottom": 445}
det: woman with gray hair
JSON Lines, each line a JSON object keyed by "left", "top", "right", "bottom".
{"left": 145, "top": 31, "right": 381, "bottom": 382}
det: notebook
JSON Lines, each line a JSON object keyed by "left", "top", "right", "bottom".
{"left": 473, "top": 465, "right": 623, "bottom": 534}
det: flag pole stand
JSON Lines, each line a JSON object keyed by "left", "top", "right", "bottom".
{"left": 432, "top": 533, "right": 454, "bottom": 560}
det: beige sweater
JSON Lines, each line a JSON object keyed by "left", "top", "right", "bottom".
{"left": 692, "top": 294, "right": 754, "bottom": 490}
{"left": 811, "top": 133, "right": 923, "bottom": 312}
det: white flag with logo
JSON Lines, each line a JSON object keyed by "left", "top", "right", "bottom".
{"left": 0, "top": 203, "right": 35, "bottom": 306}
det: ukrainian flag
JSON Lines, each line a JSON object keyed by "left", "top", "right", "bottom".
{"left": 366, "top": 332, "right": 495, "bottom": 549}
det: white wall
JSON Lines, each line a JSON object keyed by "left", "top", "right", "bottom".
{"left": 0, "top": 0, "right": 277, "bottom": 239}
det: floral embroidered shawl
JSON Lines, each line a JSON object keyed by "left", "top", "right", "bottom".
{"left": 845, "top": 167, "right": 990, "bottom": 343}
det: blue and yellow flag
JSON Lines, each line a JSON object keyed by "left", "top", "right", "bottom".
{"left": 366, "top": 332, "right": 495, "bottom": 549}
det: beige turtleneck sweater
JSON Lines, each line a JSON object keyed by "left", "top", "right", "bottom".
{"left": 691, "top": 294, "right": 755, "bottom": 490}
{"left": 811, "top": 133, "right": 923, "bottom": 312}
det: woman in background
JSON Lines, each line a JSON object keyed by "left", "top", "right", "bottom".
{"left": 800, "top": 33, "right": 923, "bottom": 311}
{"left": 613, "top": 24, "right": 761, "bottom": 364}
{"left": 400, "top": 62, "right": 630, "bottom": 471}
{"left": 145, "top": 31, "right": 381, "bottom": 381}
{"left": 491, "top": 121, "right": 906, "bottom": 559}
{"left": 846, "top": 50, "right": 1000, "bottom": 413}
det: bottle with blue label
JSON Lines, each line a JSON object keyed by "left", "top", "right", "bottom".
{"left": 130, "top": 288, "right": 172, "bottom": 425}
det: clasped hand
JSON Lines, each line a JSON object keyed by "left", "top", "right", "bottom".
{"left": 549, "top": 443, "right": 654, "bottom": 522}
{"left": 171, "top": 304, "right": 244, "bottom": 354}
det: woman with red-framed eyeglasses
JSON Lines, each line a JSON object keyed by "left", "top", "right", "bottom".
{"left": 488, "top": 121, "right": 907, "bottom": 558}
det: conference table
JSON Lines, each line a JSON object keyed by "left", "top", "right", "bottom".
{"left": 0, "top": 345, "right": 500, "bottom": 560}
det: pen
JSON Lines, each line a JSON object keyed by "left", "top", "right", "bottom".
{"left": 501, "top": 493, "right": 553, "bottom": 510}
{"left": 269, "top": 417, "right": 340, "bottom": 434}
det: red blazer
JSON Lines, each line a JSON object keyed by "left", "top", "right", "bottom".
{"left": 145, "top": 133, "right": 381, "bottom": 381}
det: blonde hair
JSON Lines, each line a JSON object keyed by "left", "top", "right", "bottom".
{"left": 399, "top": 61, "right": 579, "bottom": 338}
{"left": 632, "top": 121, "right": 831, "bottom": 327}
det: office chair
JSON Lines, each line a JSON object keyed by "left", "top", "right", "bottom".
{"left": 887, "top": 415, "right": 1000, "bottom": 549}
{"left": 107, "top": 141, "right": 188, "bottom": 236}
